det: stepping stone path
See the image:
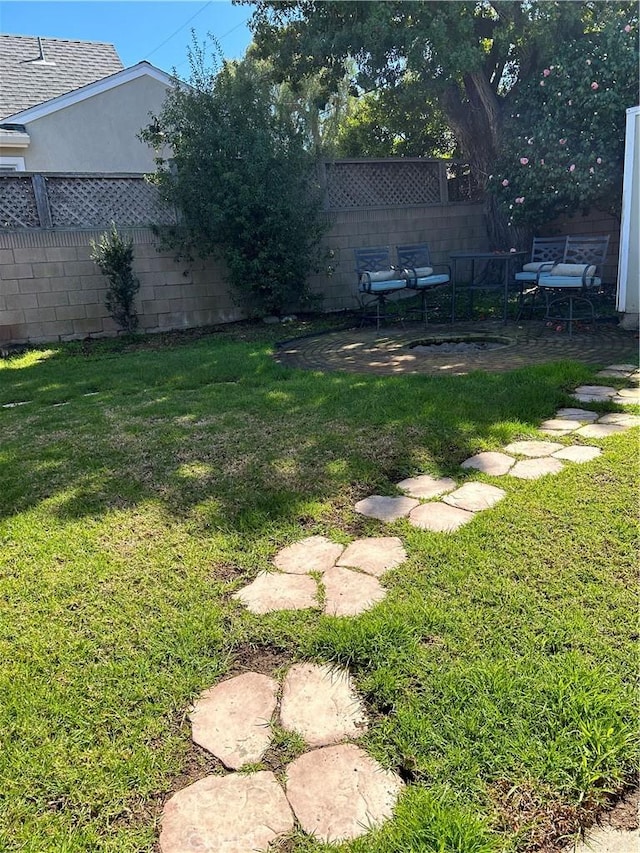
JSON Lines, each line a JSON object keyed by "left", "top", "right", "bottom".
{"left": 233, "top": 535, "right": 407, "bottom": 617}
{"left": 160, "top": 364, "right": 638, "bottom": 850}
{"left": 161, "top": 664, "right": 402, "bottom": 852}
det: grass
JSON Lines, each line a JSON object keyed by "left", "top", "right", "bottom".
{"left": 0, "top": 318, "right": 637, "bottom": 852}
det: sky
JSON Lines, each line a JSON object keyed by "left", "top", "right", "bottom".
{"left": 0, "top": 1, "right": 255, "bottom": 75}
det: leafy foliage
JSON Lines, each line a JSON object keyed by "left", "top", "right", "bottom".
{"left": 335, "top": 85, "right": 456, "bottom": 158}
{"left": 90, "top": 224, "right": 140, "bottom": 332}
{"left": 248, "top": 1, "right": 637, "bottom": 246}
{"left": 141, "top": 42, "right": 328, "bottom": 317}
{"left": 489, "top": 11, "right": 639, "bottom": 228}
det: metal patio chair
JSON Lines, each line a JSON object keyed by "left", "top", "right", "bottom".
{"left": 355, "top": 246, "right": 407, "bottom": 330}
{"left": 515, "top": 236, "right": 568, "bottom": 320}
{"left": 395, "top": 243, "right": 451, "bottom": 326}
{"left": 536, "top": 235, "right": 610, "bottom": 335}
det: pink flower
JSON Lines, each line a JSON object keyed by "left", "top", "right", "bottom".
{"left": 591, "top": 81, "right": 599, "bottom": 90}
{"left": 559, "top": 138, "right": 567, "bottom": 145}
{"left": 568, "top": 100, "right": 573, "bottom": 105}
{"left": 625, "top": 24, "right": 631, "bottom": 32}
{"left": 501, "top": 179, "right": 509, "bottom": 187}
{"left": 540, "top": 159, "right": 545, "bottom": 165}
{"left": 540, "top": 80, "right": 546, "bottom": 86}
{"left": 543, "top": 68, "right": 551, "bottom": 77}
{"left": 596, "top": 157, "right": 602, "bottom": 164}
{"left": 520, "top": 157, "right": 529, "bottom": 165}
{"left": 515, "top": 197, "right": 525, "bottom": 204}
{"left": 589, "top": 167, "right": 595, "bottom": 174}
{"left": 569, "top": 164, "right": 576, "bottom": 172}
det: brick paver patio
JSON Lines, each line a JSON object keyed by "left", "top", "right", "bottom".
{"left": 275, "top": 321, "right": 638, "bottom": 376}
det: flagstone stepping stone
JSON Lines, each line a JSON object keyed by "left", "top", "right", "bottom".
{"left": 509, "top": 458, "right": 565, "bottom": 479}
{"left": 233, "top": 572, "right": 318, "bottom": 614}
{"left": 189, "top": 672, "right": 278, "bottom": 769}
{"left": 598, "top": 413, "right": 640, "bottom": 427}
{"left": 285, "top": 744, "right": 403, "bottom": 843}
{"left": 504, "top": 440, "right": 564, "bottom": 457}
{"left": 322, "top": 565, "right": 387, "bottom": 616}
{"left": 611, "top": 388, "right": 640, "bottom": 405}
{"left": 563, "top": 824, "right": 639, "bottom": 853}
{"left": 280, "top": 663, "right": 367, "bottom": 747}
{"left": 274, "top": 535, "right": 344, "bottom": 575}
{"left": 408, "top": 502, "right": 474, "bottom": 532}
{"left": 442, "top": 482, "right": 506, "bottom": 512}
{"left": 159, "top": 771, "right": 294, "bottom": 853}
{"left": 595, "top": 364, "right": 638, "bottom": 377}
{"left": 337, "top": 537, "right": 406, "bottom": 577}
{"left": 461, "top": 451, "right": 515, "bottom": 475}
{"left": 395, "top": 473, "right": 456, "bottom": 499}
{"left": 539, "top": 418, "right": 581, "bottom": 434}
{"left": 354, "top": 495, "right": 419, "bottom": 522}
{"left": 575, "top": 423, "right": 627, "bottom": 439}
{"left": 552, "top": 445, "right": 602, "bottom": 463}
{"left": 556, "top": 408, "right": 599, "bottom": 422}
{"left": 572, "top": 386, "right": 617, "bottom": 403}
{"left": 573, "top": 385, "right": 618, "bottom": 397}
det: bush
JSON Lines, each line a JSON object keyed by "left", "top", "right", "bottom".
{"left": 141, "top": 44, "right": 328, "bottom": 318}
{"left": 90, "top": 224, "right": 140, "bottom": 332}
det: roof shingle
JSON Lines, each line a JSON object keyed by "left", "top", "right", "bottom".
{"left": 0, "top": 34, "right": 124, "bottom": 119}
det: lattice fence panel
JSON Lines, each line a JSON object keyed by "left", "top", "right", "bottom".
{"left": 46, "top": 177, "right": 177, "bottom": 227}
{"left": 325, "top": 161, "right": 443, "bottom": 209}
{"left": 0, "top": 176, "right": 40, "bottom": 228}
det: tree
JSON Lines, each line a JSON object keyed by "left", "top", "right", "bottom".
{"left": 489, "top": 12, "right": 638, "bottom": 229}
{"left": 141, "top": 42, "right": 328, "bottom": 317}
{"left": 247, "top": 1, "right": 637, "bottom": 248}
{"left": 90, "top": 224, "right": 140, "bottom": 333}
{"left": 335, "top": 85, "right": 456, "bottom": 158}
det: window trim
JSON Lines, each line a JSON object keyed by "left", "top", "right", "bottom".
{"left": 0, "top": 155, "right": 26, "bottom": 171}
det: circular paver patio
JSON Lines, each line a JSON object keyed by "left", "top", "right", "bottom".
{"left": 275, "top": 321, "right": 638, "bottom": 376}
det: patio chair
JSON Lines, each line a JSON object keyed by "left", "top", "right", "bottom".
{"left": 395, "top": 243, "right": 451, "bottom": 326}
{"left": 355, "top": 246, "right": 407, "bottom": 330}
{"left": 514, "top": 236, "right": 567, "bottom": 320}
{"left": 536, "top": 235, "right": 610, "bottom": 335}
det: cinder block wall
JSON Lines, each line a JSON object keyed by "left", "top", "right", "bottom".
{"left": 0, "top": 201, "right": 488, "bottom": 345}
{"left": 0, "top": 228, "right": 244, "bottom": 345}
{"left": 310, "top": 201, "right": 487, "bottom": 311}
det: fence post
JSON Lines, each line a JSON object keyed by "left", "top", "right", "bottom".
{"left": 31, "top": 174, "right": 53, "bottom": 228}
{"left": 438, "top": 162, "right": 448, "bottom": 204}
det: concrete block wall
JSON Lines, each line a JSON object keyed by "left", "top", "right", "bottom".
{"left": 310, "top": 201, "right": 488, "bottom": 311}
{"left": 0, "top": 228, "right": 244, "bottom": 345}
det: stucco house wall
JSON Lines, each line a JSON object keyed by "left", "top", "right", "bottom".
{"left": 3, "top": 73, "right": 171, "bottom": 173}
{"left": 14, "top": 75, "right": 171, "bottom": 173}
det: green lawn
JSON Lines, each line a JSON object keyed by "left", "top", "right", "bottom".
{"left": 0, "top": 321, "right": 637, "bottom": 852}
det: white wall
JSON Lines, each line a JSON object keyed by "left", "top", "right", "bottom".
{"left": 15, "top": 75, "right": 171, "bottom": 173}
{"left": 617, "top": 106, "right": 640, "bottom": 328}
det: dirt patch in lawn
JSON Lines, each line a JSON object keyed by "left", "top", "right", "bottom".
{"left": 490, "top": 780, "right": 638, "bottom": 852}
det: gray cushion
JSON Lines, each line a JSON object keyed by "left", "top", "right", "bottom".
{"left": 549, "top": 263, "right": 596, "bottom": 277}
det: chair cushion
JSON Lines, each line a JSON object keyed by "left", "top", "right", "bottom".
{"left": 403, "top": 266, "right": 433, "bottom": 278}
{"left": 407, "top": 273, "right": 450, "bottom": 290}
{"left": 522, "top": 261, "right": 555, "bottom": 272}
{"left": 515, "top": 271, "right": 538, "bottom": 281}
{"left": 538, "top": 276, "right": 601, "bottom": 289}
{"left": 363, "top": 269, "right": 397, "bottom": 282}
{"left": 549, "top": 263, "right": 596, "bottom": 277}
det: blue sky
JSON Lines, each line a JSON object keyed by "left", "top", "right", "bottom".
{"left": 0, "top": 1, "right": 255, "bottom": 75}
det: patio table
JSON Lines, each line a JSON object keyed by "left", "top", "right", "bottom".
{"left": 450, "top": 250, "right": 526, "bottom": 324}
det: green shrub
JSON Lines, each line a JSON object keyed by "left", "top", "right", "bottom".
{"left": 90, "top": 224, "right": 140, "bottom": 333}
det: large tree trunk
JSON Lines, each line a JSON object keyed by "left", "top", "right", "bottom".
{"left": 442, "top": 77, "right": 532, "bottom": 252}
